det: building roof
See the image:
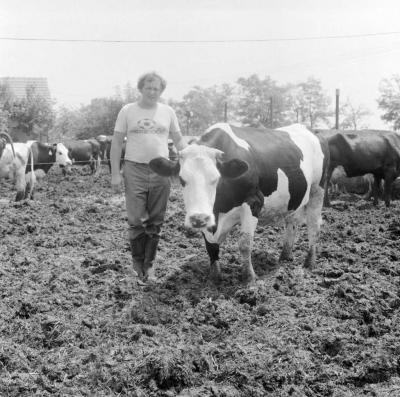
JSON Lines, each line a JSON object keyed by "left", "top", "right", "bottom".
{"left": 0, "top": 76, "right": 51, "bottom": 101}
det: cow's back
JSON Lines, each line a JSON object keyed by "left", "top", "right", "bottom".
{"left": 200, "top": 123, "right": 326, "bottom": 217}
{"left": 67, "top": 141, "right": 92, "bottom": 162}
{"left": 328, "top": 130, "right": 400, "bottom": 176}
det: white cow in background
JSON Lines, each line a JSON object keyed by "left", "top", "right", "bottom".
{"left": 0, "top": 142, "right": 36, "bottom": 201}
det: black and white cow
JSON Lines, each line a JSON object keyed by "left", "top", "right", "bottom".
{"left": 24, "top": 141, "right": 72, "bottom": 198}
{"left": 26, "top": 141, "right": 71, "bottom": 174}
{"left": 150, "top": 123, "right": 329, "bottom": 284}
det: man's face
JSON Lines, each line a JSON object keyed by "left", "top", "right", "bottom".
{"left": 140, "top": 78, "right": 162, "bottom": 106}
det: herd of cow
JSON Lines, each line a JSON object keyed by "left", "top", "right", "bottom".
{"left": 0, "top": 134, "right": 116, "bottom": 201}
{"left": 1, "top": 124, "right": 400, "bottom": 282}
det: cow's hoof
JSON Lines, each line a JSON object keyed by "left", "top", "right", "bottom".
{"left": 209, "top": 262, "right": 222, "bottom": 285}
{"left": 209, "top": 272, "right": 222, "bottom": 285}
{"left": 303, "top": 252, "right": 315, "bottom": 269}
{"left": 241, "top": 269, "right": 257, "bottom": 285}
{"left": 279, "top": 249, "right": 294, "bottom": 262}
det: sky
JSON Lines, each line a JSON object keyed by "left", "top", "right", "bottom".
{"left": 1, "top": 0, "right": 400, "bottom": 128}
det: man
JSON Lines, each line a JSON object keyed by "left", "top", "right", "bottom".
{"left": 111, "top": 72, "right": 186, "bottom": 283}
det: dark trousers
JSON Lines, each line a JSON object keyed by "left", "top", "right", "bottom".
{"left": 123, "top": 160, "right": 171, "bottom": 241}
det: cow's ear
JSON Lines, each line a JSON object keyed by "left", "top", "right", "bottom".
{"left": 217, "top": 159, "right": 248, "bottom": 179}
{"left": 149, "top": 157, "right": 180, "bottom": 177}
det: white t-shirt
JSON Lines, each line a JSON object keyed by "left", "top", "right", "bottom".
{"left": 114, "top": 102, "right": 181, "bottom": 163}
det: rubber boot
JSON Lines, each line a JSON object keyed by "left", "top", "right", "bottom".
{"left": 129, "top": 235, "right": 146, "bottom": 280}
{"left": 143, "top": 235, "right": 160, "bottom": 282}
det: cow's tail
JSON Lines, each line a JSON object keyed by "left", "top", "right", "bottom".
{"left": 1, "top": 131, "right": 15, "bottom": 157}
{"left": 25, "top": 146, "right": 37, "bottom": 199}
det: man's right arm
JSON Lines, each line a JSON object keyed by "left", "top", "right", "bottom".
{"left": 110, "top": 131, "right": 125, "bottom": 192}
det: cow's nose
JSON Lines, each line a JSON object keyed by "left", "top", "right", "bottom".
{"left": 189, "top": 214, "right": 210, "bottom": 228}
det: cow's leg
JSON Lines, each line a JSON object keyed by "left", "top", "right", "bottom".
{"left": 239, "top": 203, "right": 258, "bottom": 284}
{"left": 24, "top": 171, "right": 36, "bottom": 200}
{"left": 203, "top": 236, "right": 221, "bottom": 284}
{"left": 94, "top": 155, "right": 101, "bottom": 175}
{"left": 372, "top": 175, "right": 382, "bottom": 206}
{"left": 279, "top": 216, "right": 297, "bottom": 262}
{"left": 89, "top": 156, "right": 95, "bottom": 174}
{"left": 363, "top": 176, "right": 373, "bottom": 200}
{"left": 323, "top": 166, "right": 334, "bottom": 207}
{"left": 14, "top": 168, "right": 26, "bottom": 201}
{"left": 383, "top": 168, "right": 396, "bottom": 207}
{"left": 203, "top": 207, "right": 241, "bottom": 283}
{"left": 304, "top": 184, "right": 324, "bottom": 269}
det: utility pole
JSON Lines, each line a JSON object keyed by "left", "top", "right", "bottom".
{"left": 224, "top": 102, "right": 228, "bottom": 122}
{"left": 269, "top": 97, "right": 273, "bottom": 128}
{"left": 185, "top": 110, "right": 192, "bottom": 135}
{"left": 335, "top": 88, "right": 340, "bottom": 129}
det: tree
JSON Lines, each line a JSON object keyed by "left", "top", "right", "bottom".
{"left": 49, "top": 106, "right": 86, "bottom": 141}
{"left": 75, "top": 97, "right": 124, "bottom": 139}
{"left": 122, "top": 82, "right": 140, "bottom": 103}
{"left": 377, "top": 75, "right": 400, "bottom": 130}
{"left": 293, "top": 77, "right": 332, "bottom": 128}
{"left": 235, "top": 74, "right": 288, "bottom": 128}
{"left": 173, "top": 83, "right": 235, "bottom": 135}
{"left": 340, "top": 99, "right": 371, "bottom": 130}
{"left": 0, "top": 83, "right": 55, "bottom": 141}
{"left": 0, "top": 83, "right": 13, "bottom": 132}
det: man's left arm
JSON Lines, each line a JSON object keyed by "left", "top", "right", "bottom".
{"left": 170, "top": 130, "right": 186, "bottom": 151}
{"left": 170, "top": 109, "right": 187, "bottom": 151}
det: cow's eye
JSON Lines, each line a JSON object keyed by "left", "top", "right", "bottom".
{"left": 179, "top": 176, "right": 186, "bottom": 187}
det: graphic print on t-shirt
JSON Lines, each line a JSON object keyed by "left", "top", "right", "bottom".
{"left": 132, "top": 118, "right": 166, "bottom": 135}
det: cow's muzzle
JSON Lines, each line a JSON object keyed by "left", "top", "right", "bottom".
{"left": 189, "top": 214, "right": 211, "bottom": 229}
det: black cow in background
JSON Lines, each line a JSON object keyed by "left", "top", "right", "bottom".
{"left": 315, "top": 129, "right": 400, "bottom": 207}
{"left": 95, "top": 135, "right": 112, "bottom": 162}
{"left": 105, "top": 137, "right": 126, "bottom": 173}
{"left": 65, "top": 139, "right": 101, "bottom": 174}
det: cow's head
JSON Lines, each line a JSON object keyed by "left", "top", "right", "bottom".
{"left": 150, "top": 144, "right": 248, "bottom": 230}
{"left": 54, "top": 143, "right": 72, "bottom": 166}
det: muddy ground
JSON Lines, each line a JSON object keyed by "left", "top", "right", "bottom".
{"left": 1, "top": 165, "right": 400, "bottom": 397}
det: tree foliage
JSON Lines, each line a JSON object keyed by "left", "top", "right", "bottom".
{"left": 171, "top": 84, "right": 235, "bottom": 135}
{"left": 235, "top": 74, "right": 285, "bottom": 128}
{"left": 47, "top": 74, "right": 349, "bottom": 141}
{"left": 377, "top": 75, "right": 400, "bottom": 131}
{"left": 291, "top": 77, "right": 332, "bottom": 128}
{"left": 50, "top": 106, "right": 86, "bottom": 141}
{"left": 0, "top": 83, "right": 55, "bottom": 141}
{"left": 50, "top": 83, "right": 140, "bottom": 140}
{"left": 340, "top": 99, "right": 371, "bottom": 130}
{"left": 75, "top": 97, "right": 124, "bottom": 139}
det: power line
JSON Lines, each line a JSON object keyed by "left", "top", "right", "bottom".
{"left": 1, "top": 31, "right": 400, "bottom": 44}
